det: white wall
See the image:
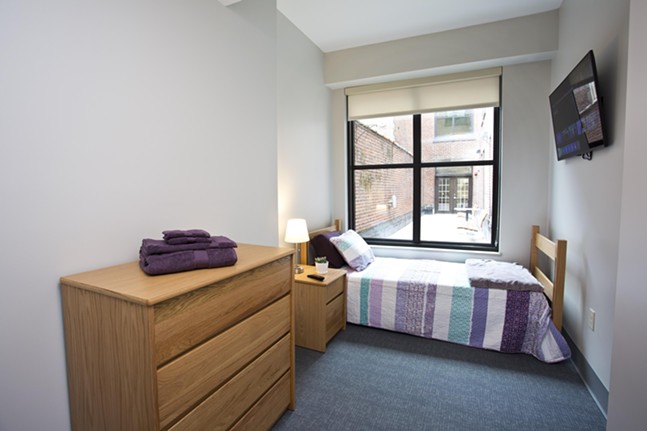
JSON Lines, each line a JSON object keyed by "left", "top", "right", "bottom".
{"left": 0, "top": 0, "right": 279, "bottom": 429}
{"left": 324, "top": 10, "right": 558, "bottom": 88}
{"left": 548, "top": 0, "right": 629, "bottom": 391}
{"left": 277, "top": 12, "right": 333, "bottom": 242}
{"left": 328, "top": 14, "right": 556, "bottom": 265}
{"left": 607, "top": 0, "right": 647, "bottom": 428}
{"left": 499, "top": 61, "right": 552, "bottom": 264}
{"left": 331, "top": 88, "right": 349, "bottom": 227}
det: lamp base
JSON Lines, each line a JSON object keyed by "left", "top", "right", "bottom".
{"left": 294, "top": 265, "right": 304, "bottom": 274}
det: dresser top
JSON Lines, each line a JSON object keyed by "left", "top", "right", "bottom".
{"left": 60, "top": 244, "right": 293, "bottom": 305}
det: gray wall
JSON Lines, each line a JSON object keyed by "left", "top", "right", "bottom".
{"left": 549, "top": 0, "right": 629, "bottom": 392}
{"left": 607, "top": 0, "right": 647, "bottom": 428}
{"left": 0, "top": 0, "right": 281, "bottom": 429}
{"left": 277, "top": 12, "right": 333, "bottom": 240}
{"left": 325, "top": 11, "right": 559, "bottom": 89}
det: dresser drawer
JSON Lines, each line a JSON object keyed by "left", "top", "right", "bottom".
{"left": 157, "top": 295, "right": 291, "bottom": 429}
{"left": 169, "top": 335, "right": 291, "bottom": 430}
{"left": 230, "top": 373, "right": 291, "bottom": 431}
{"left": 325, "top": 293, "right": 344, "bottom": 342}
{"left": 324, "top": 276, "right": 344, "bottom": 304}
{"left": 154, "top": 256, "right": 291, "bottom": 365}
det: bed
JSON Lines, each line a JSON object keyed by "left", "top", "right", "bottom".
{"left": 301, "top": 221, "right": 571, "bottom": 363}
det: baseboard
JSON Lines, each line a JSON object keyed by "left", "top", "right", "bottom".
{"left": 563, "top": 330, "right": 609, "bottom": 418}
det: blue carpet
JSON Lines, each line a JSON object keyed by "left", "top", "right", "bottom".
{"left": 273, "top": 324, "right": 606, "bottom": 431}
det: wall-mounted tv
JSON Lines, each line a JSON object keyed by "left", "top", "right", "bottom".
{"left": 549, "top": 50, "right": 608, "bottom": 161}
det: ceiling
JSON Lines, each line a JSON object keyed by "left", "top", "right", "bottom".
{"left": 277, "top": 0, "right": 563, "bottom": 53}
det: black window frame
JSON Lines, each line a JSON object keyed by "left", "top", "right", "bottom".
{"left": 347, "top": 109, "right": 500, "bottom": 252}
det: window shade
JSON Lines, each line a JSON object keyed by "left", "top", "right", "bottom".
{"left": 345, "top": 67, "right": 501, "bottom": 120}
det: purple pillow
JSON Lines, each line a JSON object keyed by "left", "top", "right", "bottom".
{"left": 310, "top": 231, "right": 346, "bottom": 268}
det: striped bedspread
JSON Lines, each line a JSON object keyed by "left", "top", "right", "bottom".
{"left": 346, "top": 257, "right": 571, "bottom": 363}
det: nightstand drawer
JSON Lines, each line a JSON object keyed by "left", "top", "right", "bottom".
{"left": 325, "top": 276, "right": 344, "bottom": 303}
{"left": 154, "top": 256, "right": 291, "bottom": 366}
{"left": 325, "top": 293, "right": 344, "bottom": 341}
{"left": 157, "top": 295, "right": 291, "bottom": 428}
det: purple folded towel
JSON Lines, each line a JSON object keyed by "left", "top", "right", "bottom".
{"left": 162, "top": 229, "right": 211, "bottom": 240}
{"left": 139, "top": 247, "right": 238, "bottom": 275}
{"left": 165, "top": 236, "right": 211, "bottom": 245}
{"left": 140, "top": 236, "right": 237, "bottom": 255}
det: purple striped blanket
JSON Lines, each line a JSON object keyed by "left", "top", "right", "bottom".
{"left": 346, "top": 257, "right": 571, "bottom": 363}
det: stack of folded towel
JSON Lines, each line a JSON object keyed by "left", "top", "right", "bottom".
{"left": 139, "top": 229, "right": 238, "bottom": 275}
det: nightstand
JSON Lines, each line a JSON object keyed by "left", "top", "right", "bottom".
{"left": 293, "top": 265, "right": 347, "bottom": 352}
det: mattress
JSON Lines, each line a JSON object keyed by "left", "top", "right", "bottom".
{"left": 346, "top": 257, "right": 571, "bottom": 363}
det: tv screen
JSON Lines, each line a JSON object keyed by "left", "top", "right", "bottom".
{"left": 549, "top": 50, "right": 607, "bottom": 161}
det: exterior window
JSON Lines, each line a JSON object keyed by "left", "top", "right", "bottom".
{"left": 348, "top": 107, "right": 499, "bottom": 251}
{"left": 434, "top": 110, "right": 474, "bottom": 140}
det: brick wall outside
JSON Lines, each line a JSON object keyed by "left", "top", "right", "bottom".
{"left": 353, "top": 122, "right": 412, "bottom": 235}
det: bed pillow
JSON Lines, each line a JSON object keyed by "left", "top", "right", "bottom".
{"left": 330, "top": 229, "right": 374, "bottom": 271}
{"left": 310, "top": 231, "right": 346, "bottom": 268}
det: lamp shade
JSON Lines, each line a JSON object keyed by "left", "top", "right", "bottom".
{"left": 284, "top": 218, "right": 309, "bottom": 243}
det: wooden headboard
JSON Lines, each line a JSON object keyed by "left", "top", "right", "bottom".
{"left": 299, "top": 219, "right": 342, "bottom": 265}
{"left": 530, "top": 225, "right": 567, "bottom": 331}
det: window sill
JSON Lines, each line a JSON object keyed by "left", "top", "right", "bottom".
{"left": 371, "top": 243, "right": 501, "bottom": 262}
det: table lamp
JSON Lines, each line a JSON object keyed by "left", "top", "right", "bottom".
{"left": 284, "top": 218, "right": 309, "bottom": 273}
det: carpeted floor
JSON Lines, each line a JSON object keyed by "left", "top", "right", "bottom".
{"left": 273, "top": 324, "right": 606, "bottom": 431}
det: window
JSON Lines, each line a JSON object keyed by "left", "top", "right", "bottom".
{"left": 434, "top": 110, "right": 474, "bottom": 140}
{"left": 346, "top": 69, "right": 500, "bottom": 251}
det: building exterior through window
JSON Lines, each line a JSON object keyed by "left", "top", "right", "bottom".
{"left": 349, "top": 107, "right": 498, "bottom": 250}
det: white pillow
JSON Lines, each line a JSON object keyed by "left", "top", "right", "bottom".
{"left": 330, "top": 230, "right": 374, "bottom": 271}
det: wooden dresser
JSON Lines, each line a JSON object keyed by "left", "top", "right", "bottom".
{"left": 60, "top": 244, "right": 295, "bottom": 431}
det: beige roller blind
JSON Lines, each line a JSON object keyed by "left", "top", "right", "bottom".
{"left": 345, "top": 67, "right": 501, "bottom": 120}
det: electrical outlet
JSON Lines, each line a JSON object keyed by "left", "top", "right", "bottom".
{"left": 587, "top": 308, "right": 596, "bottom": 331}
